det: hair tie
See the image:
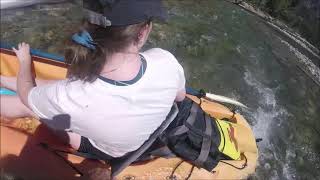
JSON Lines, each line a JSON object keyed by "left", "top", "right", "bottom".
{"left": 72, "top": 30, "right": 97, "bottom": 50}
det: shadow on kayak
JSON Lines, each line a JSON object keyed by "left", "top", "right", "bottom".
{"left": 0, "top": 122, "right": 112, "bottom": 180}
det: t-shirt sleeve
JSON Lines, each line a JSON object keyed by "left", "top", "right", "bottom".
{"left": 28, "top": 80, "right": 67, "bottom": 120}
{"left": 176, "top": 62, "right": 186, "bottom": 91}
{"left": 161, "top": 49, "right": 186, "bottom": 91}
{"left": 142, "top": 48, "right": 186, "bottom": 91}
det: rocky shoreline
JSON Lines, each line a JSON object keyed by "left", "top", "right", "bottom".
{"left": 226, "top": 0, "right": 320, "bottom": 86}
{"left": 227, "top": 0, "right": 319, "bottom": 55}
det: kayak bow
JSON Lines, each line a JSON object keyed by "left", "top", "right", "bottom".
{"left": 186, "top": 87, "right": 248, "bottom": 108}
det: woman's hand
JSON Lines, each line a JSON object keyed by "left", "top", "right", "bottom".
{"left": 12, "top": 42, "right": 31, "bottom": 65}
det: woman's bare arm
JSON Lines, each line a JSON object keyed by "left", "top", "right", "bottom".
{"left": 0, "top": 75, "right": 58, "bottom": 91}
{"left": 12, "top": 43, "right": 36, "bottom": 108}
{"left": 175, "top": 88, "right": 186, "bottom": 102}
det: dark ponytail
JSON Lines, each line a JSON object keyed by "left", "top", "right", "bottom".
{"left": 64, "top": 36, "right": 105, "bottom": 82}
{"left": 64, "top": 20, "right": 150, "bottom": 82}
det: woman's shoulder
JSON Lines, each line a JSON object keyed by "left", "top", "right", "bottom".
{"left": 141, "top": 48, "right": 177, "bottom": 62}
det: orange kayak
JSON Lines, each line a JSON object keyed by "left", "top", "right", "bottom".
{"left": 0, "top": 46, "right": 258, "bottom": 180}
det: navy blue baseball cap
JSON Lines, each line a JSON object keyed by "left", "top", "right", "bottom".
{"left": 83, "top": 0, "right": 168, "bottom": 27}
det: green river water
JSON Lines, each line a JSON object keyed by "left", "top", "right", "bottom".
{"left": 1, "top": 0, "right": 320, "bottom": 179}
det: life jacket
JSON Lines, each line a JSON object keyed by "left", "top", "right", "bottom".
{"left": 161, "top": 97, "right": 241, "bottom": 171}
{"left": 109, "top": 97, "right": 241, "bottom": 177}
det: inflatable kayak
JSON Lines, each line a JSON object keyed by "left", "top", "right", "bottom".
{"left": 0, "top": 0, "right": 67, "bottom": 10}
{"left": 0, "top": 45, "right": 258, "bottom": 180}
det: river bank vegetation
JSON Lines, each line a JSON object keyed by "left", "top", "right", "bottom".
{"left": 245, "top": 0, "right": 320, "bottom": 50}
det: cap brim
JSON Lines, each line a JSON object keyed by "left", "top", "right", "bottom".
{"left": 146, "top": 1, "right": 168, "bottom": 22}
{"left": 83, "top": 0, "right": 168, "bottom": 27}
{"left": 153, "top": 6, "right": 168, "bottom": 22}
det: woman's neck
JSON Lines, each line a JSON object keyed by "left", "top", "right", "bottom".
{"left": 99, "top": 47, "right": 142, "bottom": 81}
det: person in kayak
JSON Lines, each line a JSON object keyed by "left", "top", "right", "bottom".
{"left": 0, "top": 0, "right": 186, "bottom": 160}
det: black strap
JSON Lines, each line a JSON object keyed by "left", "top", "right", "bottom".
{"left": 186, "top": 103, "right": 199, "bottom": 125}
{"left": 168, "top": 160, "right": 195, "bottom": 180}
{"left": 167, "top": 125, "right": 188, "bottom": 136}
{"left": 147, "top": 146, "right": 176, "bottom": 158}
{"left": 194, "top": 115, "right": 212, "bottom": 166}
{"left": 110, "top": 104, "right": 179, "bottom": 177}
{"left": 166, "top": 102, "right": 213, "bottom": 167}
{"left": 220, "top": 153, "right": 248, "bottom": 170}
{"left": 167, "top": 103, "right": 198, "bottom": 137}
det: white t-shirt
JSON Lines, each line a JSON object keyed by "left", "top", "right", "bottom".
{"left": 28, "top": 48, "right": 185, "bottom": 157}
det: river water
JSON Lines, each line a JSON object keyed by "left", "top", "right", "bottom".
{"left": 1, "top": 0, "right": 319, "bottom": 179}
